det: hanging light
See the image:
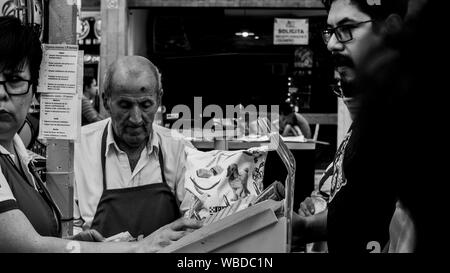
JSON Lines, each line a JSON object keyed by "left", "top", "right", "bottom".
{"left": 235, "top": 31, "right": 255, "bottom": 38}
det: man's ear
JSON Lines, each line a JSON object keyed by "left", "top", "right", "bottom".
{"left": 382, "top": 14, "right": 403, "bottom": 36}
{"left": 158, "top": 89, "right": 164, "bottom": 104}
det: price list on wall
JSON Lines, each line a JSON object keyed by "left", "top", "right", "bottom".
{"left": 37, "top": 44, "right": 82, "bottom": 140}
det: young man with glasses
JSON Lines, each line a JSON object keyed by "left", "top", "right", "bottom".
{"left": 293, "top": 0, "right": 408, "bottom": 253}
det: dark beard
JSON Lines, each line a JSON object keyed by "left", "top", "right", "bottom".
{"left": 332, "top": 53, "right": 354, "bottom": 68}
{"left": 340, "top": 79, "right": 358, "bottom": 98}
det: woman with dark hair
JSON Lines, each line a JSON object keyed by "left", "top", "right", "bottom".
{"left": 0, "top": 16, "right": 201, "bottom": 252}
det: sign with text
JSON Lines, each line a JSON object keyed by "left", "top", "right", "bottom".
{"left": 38, "top": 47, "right": 83, "bottom": 141}
{"left": 37, "top": 44, "right": 79, "bottom": 94}
{"left": 39, "top": 93, "right": 79, "bottom": 140}
{"left": 76, "top": 50, "right": 83, "bottom": 141}
{"left": 274, "top": 18, "right": 309, "bottom": 45}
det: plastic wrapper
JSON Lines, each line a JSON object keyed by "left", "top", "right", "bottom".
{"left": 184, "top": 146, "right": 267, "bottom": 220}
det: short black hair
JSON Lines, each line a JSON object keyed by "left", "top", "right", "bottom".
{"left": 279, "top": 100, "right": 294, "bottom": 115}
{"left": 322, "top": 0, "right": 409, "bottom": 21}
{"left": 0, "top": 16, "right": 43, "bottom": 92}
{"left": 83, "top": 76, "right": 96, "bottom": 88}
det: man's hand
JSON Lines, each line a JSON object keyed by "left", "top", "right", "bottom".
{"left": 292, "top": 209, "right": 329, "bottom": 249}
{"left": 291, "top": 212, "right": 309, "bottom": 249}
{"left": 135, "top": 217, "right": 203, "bottom": 253}
{"left": 66, "top": 229, "right": 105, "bottom": 242}
{"left": 299, "top": 197, "right": 315, "bottom": 217}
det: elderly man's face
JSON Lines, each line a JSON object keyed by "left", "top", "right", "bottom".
{"left": 105, "top": 67, "right": 160, "bottom": 148}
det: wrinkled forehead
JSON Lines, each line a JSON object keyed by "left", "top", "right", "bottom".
{"left": 110, "top": 66, "right": 159, "bottom": 96}
{"left": 327, "top": 0, "right": 371, "bottom": 26}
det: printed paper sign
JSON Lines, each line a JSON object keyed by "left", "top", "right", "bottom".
{"left": 39, "top": 93, "right": 79, "bottom": 140}
{"left": 274, "top": 18, "right": 309, "bottom": 45}
{"left": 76, "top": 50, "right": 84, "bottom": 141}
{"left": 38, "top": 44, "right": 79, "bottom": 94}
{"left": 37, "top": 45, "right": 82, "bottom": 140}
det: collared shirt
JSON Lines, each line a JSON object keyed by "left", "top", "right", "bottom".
{"left": 0, "top": 134, "right": 37, "bottom": 212}
{"left": 73, "top": 118, "right": 195, "bottom": 230}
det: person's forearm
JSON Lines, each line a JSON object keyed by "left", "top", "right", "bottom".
{"left": 34, "top": 236, "right": 139, "bottom": 253}
{"left": 2, "top": 224, "right": 140, "bottom": 253}
{"left": 294, "top": 114, "right": 312, "bottom": 139}
{"left": 293, "top": 125, "right": 303, "bottom": 136}
{"left": 305, "top": 209, "right": 328, "bottom": 242}
{"left": 299, "top": 124, "right": 311, "bottom": 139}
{"left": 0, "top": 210, "right": 140, "bottom": 253}
{"left": 282, "top": 124, "right": 294, "bottom": 136}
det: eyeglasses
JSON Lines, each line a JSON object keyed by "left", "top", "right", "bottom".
{"left": 0, "top": 79, "right": 32, "bottom": 96}
{"left": 322, "top": 20, "right": 373, "bottom": 45}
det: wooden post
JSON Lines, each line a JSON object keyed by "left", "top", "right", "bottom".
{"left": 45, "top": 0, "right": 78, "bottom": 237}
{"left": 99, "top": 0, "right": 128, "bottom": 116}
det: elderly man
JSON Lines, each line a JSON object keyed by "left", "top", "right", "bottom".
{"left": 74, "top": 56, "right": 194, "bottom": 239}
{"left": 293, "top": 0, "right": 408, "bottom": 253}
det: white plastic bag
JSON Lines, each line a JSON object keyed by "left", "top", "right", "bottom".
{"left": 184, "top": 146, "right": 267, "bottom": 220}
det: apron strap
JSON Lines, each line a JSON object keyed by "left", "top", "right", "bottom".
{"left": 101, "top": 123, "right": 168, "bottom": 189}
{"left": 28, "top": 162, "right": 62, "bottom": 234}
{"left": 157, "top": 143, "right": 181, "bottom": 208}
{"left": 101, "top": 122, "right": 108, "bottom": 190}
{"left": 157, "top": 145, "right": 168, "bottom": 186}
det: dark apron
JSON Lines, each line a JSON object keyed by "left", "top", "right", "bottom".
{"left": 0, "top": 153, "right": 61, "bottom": 237}
{"left": 90, "top": 125, "right": 181, "bottom": 238}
